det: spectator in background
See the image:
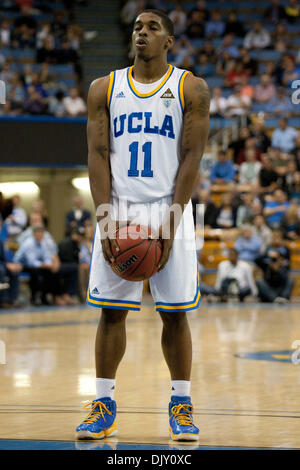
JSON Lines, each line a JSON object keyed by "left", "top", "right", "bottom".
{"left": 252, "top": 214, "right": 272, "bottom": 253}
{"left": 205, "top": 11, "right": 225, "bottom": 38}
{"left": 228, "top": 127, "right": 251, "bottom": 163}
{"left": 193, "top": 188, "right": 218, "bottom": 229}
{"left": 49, "top": 90, "right": 66, "bottom": 117}
{"left": 225, "top": 61, "right": 249, "bottom": 88}
{"left": 51, "top": 9, "right": 67, "bottom": 41}
{"left": 280, "top": 203, "right": 300, "bottom": 240}
{"left": 79, "top": 224, "right": 94, "bottom": 302}
{"left": 223, "top": 11, "right": 245, "bottom": 37}
{"left": 255, "top": 251, "right": 294, "bottom": 303}
{"left": 240, "top": 76, "right": 254, "bottom": 100}
{"left": 259, "top": 154, "right": 279, "bottom": 193}
{"left": 3, "top": 194, "right": 27, "bottom": 239}
{"left": 271, "top": 118, "right": 298, "bottom": 153}
{"left": 273, "top": 23, "right": 292, "bottom": 51}
{"left": 17, "top": 212, "right": 57, "bottom": 256}
{"left": 239, "top": 148, "right": 262, "bottom": 186}
{"left": 217, "top": 34, "right": 240, "bottom": 59}
{"left": 288, "top": 171, "right": 300, "bottom": 203}
{"left": 0, "top": 239, "right": 22, "bottom": 308}
{"left": 251, "top": 120, "right": 271, "bottom": 153}
{"left": 186, "top": 10, "right": 205, "bottom": 39}
{"left": 244, "top": 22, "right": 271, "bottom": 50}
{"left": 65, "top": 194, "right": 91, "bottom": 234}
{"left": 226, "top": 86, "right": 251, "bottom": 117}
{"left": 234, "top": 224, "right": 262, "bottom": 263}
{"left": 263, "top": 0, "right": 286, "bottom": 24}
{"left": 281, "top": 55, "right": 300, "bottom": 87}
{"left": 236, "top": 192, "right": 261, "bottom": 228}
{"left": 14, "top": 6, "right": 37, "bottom": 33}
{"left": 168, "top": 2, "right": 187, "bottom": 37}
{"left": 210, "top": 87, "right": 228, "bottom": 118}
{"left": 0, "top": 61, "right": 14, "bottom": 83}
{"left": 210, "top": 151, "right": 235, "bottom": 184}
{"left": 215, "top": 248, "right": 257, "bottom": 302}
{"left": 194, "top": 53, "right": 215, "bottom": 77}
{"left": 172, "top": 36, "right": 195, "bottom": 70}
{"left": 23, "top": 85, "right": 48, "bottom": 115}
{"left": 63, "top": 87, "right": 87, "bottom": 117}
{"left": 264, "top": 188, "right": 290, "bottom": 229}
{"left": 215, "top": 192, "right": 237, "bottom": 229}
{"left": 254, "top": 74, "right": 276, "bottom": 104}
{"left": 267, "top": 229, "right": 291, "bottom": 266}
{"left": 284, "top": 0, "right": 300, "bottom": 23}
{"left": 267, "top": 87, "right": 294, "bottom": 118}
{"left": 199, "top": 40, "right": 217, "bottom": 64}
{"left": 0, "top": 20, "right": 11, "bottom": 47}
{"left": 14, "top": 224, "right": 61, "bottom": 306}
{"left": 189, "top": 0, "right": 209, "bottom": 22}
{"left": 239, "top": 47, "right": 258, "bottom": 76}
{"left": 57, "top": 228, "right": 84, "bottom": 305}
{"left": 31, "top": 199, "right": 49, "bottom": 228}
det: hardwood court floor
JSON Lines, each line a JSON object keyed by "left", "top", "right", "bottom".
{"left": 1, "top": 299, "right": 300, "bottom": 449}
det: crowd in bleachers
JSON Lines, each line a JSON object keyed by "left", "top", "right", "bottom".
{"left": 120, "top": 0, "right": 300, "bottom": 304}
{"left": 0, "top": 192, "right": 93, "bottom": 308}
{"left": 0, "top": 0, "right": 88, "bottom": 116}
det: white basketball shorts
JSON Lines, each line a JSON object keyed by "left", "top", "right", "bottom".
{"left": 87, "top": 196, "right": 201, "bottom": 313}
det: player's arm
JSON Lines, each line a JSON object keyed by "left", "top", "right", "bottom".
{"left": 87, "top": 76, "right": 119, "bottom": 263}
{"left": 158, "top": 75, "right": 210, "bottom": 271}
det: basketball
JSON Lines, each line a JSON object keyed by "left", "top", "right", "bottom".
{"left": 110, "top": 225, "right": 162, "bottom": 282}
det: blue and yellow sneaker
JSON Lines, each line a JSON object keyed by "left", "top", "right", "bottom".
{"left": 75, "top": 398, "right": 117, "bottom": 440}
{"left": 169, "top": 396, "right": 199, "bottom": 441}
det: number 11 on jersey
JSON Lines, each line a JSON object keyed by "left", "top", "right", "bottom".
{"left": 128, "top": 141, "right": 153, "bottom": 178}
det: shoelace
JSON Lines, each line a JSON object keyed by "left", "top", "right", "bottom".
{"left": 171, "top": 404, "right": 194, "bottom": 426}
{"left": 82, "top": 400, "right": 112, "bottom": 424}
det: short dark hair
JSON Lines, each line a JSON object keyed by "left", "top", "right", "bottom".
{"left": 137, "top": 9, "right": 174, "bottom": 36}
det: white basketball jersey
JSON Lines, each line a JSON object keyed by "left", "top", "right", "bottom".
{"left": 107, "top": 65, "right": 190, "bottom": 203}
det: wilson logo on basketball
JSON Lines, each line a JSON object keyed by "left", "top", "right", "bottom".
{"left": 114, "top": 254, "right": 139, "bottom": 273}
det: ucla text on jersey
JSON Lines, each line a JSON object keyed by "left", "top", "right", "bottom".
{"left": 107, "top": 65, "right": 191, "bottom": 203}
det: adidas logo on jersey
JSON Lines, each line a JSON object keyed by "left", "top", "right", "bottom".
{"left": 116, "top": 91, "right": 126, "bottom": 98}
{"left": 160, "top": 88, "right": 174, "bottom": 108}
{"left": 92, "top": 287, "right": 100, "bottom": 295}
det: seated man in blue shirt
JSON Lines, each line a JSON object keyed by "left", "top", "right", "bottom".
{"left": 210, "top": 151, "right": 236, "bottom": 184}
{"left": 263, "top": 188, "right": 290, "bottom": 229}
{"left": 271, "top": 117, "right": 298, "bottom": 153}
{"left": 0, "top": 239, "right": 22, "bottom": 308}
{"left": 234, "top": 224, "right": 262, "bottom": 264}
{"left": 14, "top": 224, "right": 60, "bottom": 306}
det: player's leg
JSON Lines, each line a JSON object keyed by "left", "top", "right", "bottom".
{"left": 76, "top": 308, "right": 127, "bottom": 440}
{"left": 150, "top": 200, "right": 200, "bottom": 441}
{"left": 159, "top": 310, "right": 199, "bottom": 441}
{"left": 159, "top": 310, "right": 192, "bottom": 381}
{"left": 95, "top": 308, "right": 128, "bottom": 379}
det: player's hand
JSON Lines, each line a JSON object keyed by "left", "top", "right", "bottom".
{"left": 156, "top": 223, "right": 175, "bottom": 272}
{"left": 99, "top": 218, "right": 131, "bottom": 265}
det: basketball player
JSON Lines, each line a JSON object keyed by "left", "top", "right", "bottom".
{"left": 76, "top": 10, "right": 210, "bottom": 441}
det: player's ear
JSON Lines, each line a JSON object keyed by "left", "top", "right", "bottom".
{"left": 165, "top": 35, "right": 174, "bottom": 51}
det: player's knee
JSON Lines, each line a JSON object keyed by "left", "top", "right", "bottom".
{"left": 101, "top": 308, "right": 128, "bottom": 325}
{"left": 159, "top": 311, "right": 187, "bottom": 327}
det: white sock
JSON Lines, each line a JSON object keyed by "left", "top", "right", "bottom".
{"left": 171, "top": 380, "right": 191, "bottom": 397}
{"left": 96, "top": 378, "right": 115, "bottom": 400}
